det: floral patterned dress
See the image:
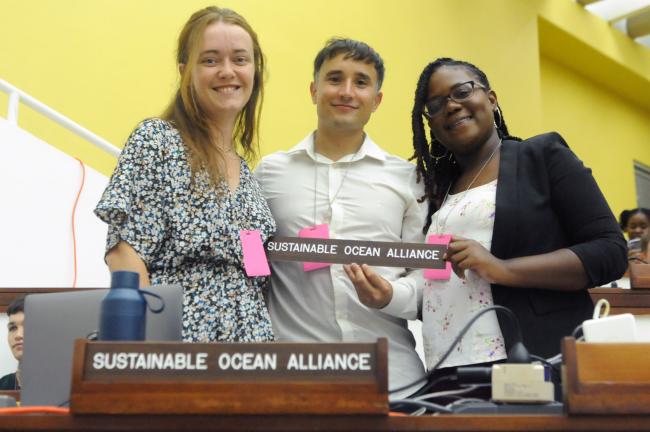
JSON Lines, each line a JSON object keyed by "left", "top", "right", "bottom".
{"left": 95, "top": 118, "right": 276, "bottom": 342}
{"left": 422, "top": 180, "right": 506, "bottom": 369}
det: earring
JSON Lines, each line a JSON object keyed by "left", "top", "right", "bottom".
{"left": 494, "top": 106, "right": 503, "bottom": 129}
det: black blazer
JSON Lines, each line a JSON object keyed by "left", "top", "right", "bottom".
{"left": 490, "top": 132, "right": 627, "bottom": 358}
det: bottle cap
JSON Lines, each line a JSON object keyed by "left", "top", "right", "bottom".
{"left": 110, "top": 271, "right": 140, "bottom": 289}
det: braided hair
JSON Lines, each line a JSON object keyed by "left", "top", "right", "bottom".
{"left": 411, "top": 58, "right": 521, "bottom": 234}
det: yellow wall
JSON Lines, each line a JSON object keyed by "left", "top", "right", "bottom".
{"left": 540, "top": 56, "right": 650, "bottom": 215}
{"left": 1, "top": 0, "right": 649, "bottom": 215}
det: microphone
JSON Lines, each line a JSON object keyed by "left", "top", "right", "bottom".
{"left": 389, "top": 305, "right": 531, "bottom": 395}
{"left": 494, "top": 306, "right": 531, "bottom": 364}
{"left": 433, "top": 305, "right": 531, "bottom": 369}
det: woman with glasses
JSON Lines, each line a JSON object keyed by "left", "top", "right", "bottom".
{"left": 412, "top": 56, "right": 625, "bottom": 368}
{"left": 345, "top": 57, "right": 626, "bottom": 370}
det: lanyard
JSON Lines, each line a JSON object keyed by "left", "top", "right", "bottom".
{"left": 312, "top": 138, "right": 363, "bottom": 225}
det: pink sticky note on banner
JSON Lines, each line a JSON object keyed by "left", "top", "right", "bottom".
{"left": 424, "top": 234, "right": 452, "bottom": 280}
{"left": 298, "top": 224, "right": 330, "bottom": 272}
{"left": 239, "top": 230, "right": 271, "bottom": 277}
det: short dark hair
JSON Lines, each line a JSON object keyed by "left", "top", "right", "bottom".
{"left": 7, "top": 297, "right": 24, "bottom": 316}
{"left": 313, "top": 38, "right": 385, "bottom": 89}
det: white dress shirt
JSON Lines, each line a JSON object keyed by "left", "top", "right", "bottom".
{"left": 255, "top": 132, "right": 427, "bottom": 398}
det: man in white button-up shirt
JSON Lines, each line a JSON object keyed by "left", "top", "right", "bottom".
{"left": 255, "top": 38, "right": 426, "bottom": 398}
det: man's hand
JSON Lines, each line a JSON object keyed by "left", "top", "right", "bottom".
{"left": 343, "top": 263, "right": 393, "bottom": 309}
{"left": 446, "top": 235, "right": 508, "bottom": 283}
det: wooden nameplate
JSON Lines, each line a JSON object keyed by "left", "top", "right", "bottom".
{"left": 629, "top": 263, "right": 650, "bottom": 289}
{"left": 70, "top": 339, "right": 388, "bottom": 415}
{"left": 562, "top": 337, "right": 650, "bottom": 414}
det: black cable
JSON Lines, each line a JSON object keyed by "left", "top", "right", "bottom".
{"left": 530, "top": 354, "right": 560, "bottom": 373}
{"left": 410, "top": 374, "right": 457, "bottom": 397}
{"left": 571, "top": 323, "right": 583, "bottom": 339}
{"left": 390, "top": 305, "right": 526, "bottom": 394}
{"left": 445, "top": 397, "right": 488, "bottom": 410}
{"left": 414, "top": 385, "right": 480, "bottom": 401}
{"left": 388, "top": 372, "right": 429, "bottom": 395}
{"left": 389, "top": 399, "right": 452, "bottom": 413}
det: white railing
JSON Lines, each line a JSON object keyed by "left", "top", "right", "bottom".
{"left": 0, "top": 78, "right": 121, "bottom": 157}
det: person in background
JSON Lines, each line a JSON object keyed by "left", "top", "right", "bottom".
{"left": 0, "top": 297, "right": 24, "bottom": 390}
{"left": 350, "top": 58, "right": 626, "bottom": 371}
{"left": 612, "top": 208, "right": 650, "bottom": 287}
{"left": 619, "top": 208, "right": 650, "bottom": 261}
{"left": 95, "top": 6, "right": 275, "bottom": 342}
{"left": 255, "top": 38, "right": 426, "bottom": 398}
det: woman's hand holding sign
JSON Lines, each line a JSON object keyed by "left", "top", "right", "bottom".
{"left": 446, "top": 235, "right": 507, "bottom": 284}
{"left": 446, "top": 235, "right": 588, "bottom": 289}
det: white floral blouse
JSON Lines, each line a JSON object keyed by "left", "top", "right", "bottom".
{"left": 95, "top": 118, "right": 276, "bottom": 342}
{"left": 422, "top": 180, "right": 506, "bottom": 369}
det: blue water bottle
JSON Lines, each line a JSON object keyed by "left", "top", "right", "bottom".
{"left": 99, "top": 271, "right": 147, "bottom": 341}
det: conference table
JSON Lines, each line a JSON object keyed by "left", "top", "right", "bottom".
{"left": 2, "top": 288, "right": 650, "bottom": 431}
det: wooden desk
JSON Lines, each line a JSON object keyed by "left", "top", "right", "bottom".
{"left": 3, "top": 288, "right": 649, "bottom": 430}
{"left": 1, "top": 413, "right": 650, "bottom": 431}
{"left": 0, "top": 288, "right": 99, "bottom": 312}
{"left": 589, "top": 288, "right": 650, "bottom": 315}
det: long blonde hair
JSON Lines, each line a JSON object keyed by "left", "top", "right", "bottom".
{"left": 161, "top": 6, "right": 264, "bottom": 185}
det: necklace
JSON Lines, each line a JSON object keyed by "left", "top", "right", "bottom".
{"left": 312, "top": 137, "right": 363, "bottom": 225}
{"left": 435, "top": 140, "right": 502, "bottom": 234}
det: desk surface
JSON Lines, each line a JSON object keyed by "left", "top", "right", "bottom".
{"left": 3, "top": 289, "right": 650, "bottom": 431}
{"left": 1, "top": 414, "right": 650, "bottom": 432}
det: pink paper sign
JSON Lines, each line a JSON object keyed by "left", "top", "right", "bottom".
{"left": 298, "top": 224, "right": 330, "bottom": 271}
{"left": 239, "top": 230, "right": 271, "bottom": 277}
{"left": 424, "top": 234, "right": 451, "bottom": 280}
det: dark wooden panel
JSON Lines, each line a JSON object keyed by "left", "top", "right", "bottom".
{"left": 589, "top": 288, "right": 650, "bottom": 315}
{"left": 0, "top": 288, "right": 99, "bottom": 312}
{"left": 1, "top": 413, "right": 650, "bottom": 431}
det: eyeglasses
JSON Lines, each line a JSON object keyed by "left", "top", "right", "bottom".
{"left": 422, "top": 81, "right": 487, "bottom": 119}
